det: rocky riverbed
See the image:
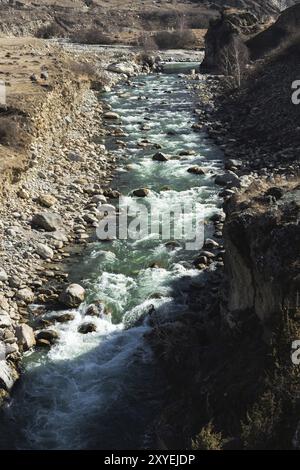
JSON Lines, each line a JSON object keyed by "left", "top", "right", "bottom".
{"left": 0, "top": 43, "right": 151, "bottom": 403}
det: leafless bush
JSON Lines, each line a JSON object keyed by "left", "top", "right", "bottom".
{"left": 70, "top": 28, "right": 117, "bottom": 45}
{"left": 68, "top": 61, "right": 98, "bottom": 79}
{"left": 219, "top": 35, "right": 249, "bottom": 88}
{"left": 137, "top": 33, "right": 158, "bottom": 53}
{"left": 69, "top": 61, "right": 111, "bottom": 90}
{"left": 36, "top": 22, "right": 65, "bottom": 39}
{"left": 153, "top": 29, "right": 197, "bottom": 50}
{"left": 192, "top": 423, "right": 224, "bottom": 450}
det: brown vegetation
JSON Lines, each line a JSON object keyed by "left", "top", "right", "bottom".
{"left": 151, "top": 29, "right": 197, "bottom": 50}
{"left": 36, "top": 22, "right": 66, "bottom": 39}
{"left": 70, "top": 28, "right": 118, "bottom": 45}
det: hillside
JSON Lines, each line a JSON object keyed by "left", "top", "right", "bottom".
{"left": 248, "top": 2, "right": 300, "bottom": 58}
{"left": 0, "top": 0, "right": 295, "bottom": 39}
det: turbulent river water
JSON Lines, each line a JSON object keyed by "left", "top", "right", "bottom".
{"left": 0, "top": 64, "right": 223, "bottom": 450}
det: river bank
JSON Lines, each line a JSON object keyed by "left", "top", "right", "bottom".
{"left": 148, "top": 67, "right": 300, "bottom": 450}
{"left": 0, "top": 51, "right": 228, "bottom": 450}
{"left": 0, "top": 39, "right": 151, "bottom": 403}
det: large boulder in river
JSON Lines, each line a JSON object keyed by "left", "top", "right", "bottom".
{"left": 59, "top": 283, "right": 85, "bottom": 308}
{"left": 152, "top": 152, "right": 169, "bottom": 162}
{"left": 78, "top": 322, "right": 97, "bottom": 334}
{"left": 215, "top": 171, "right": 241, "bottom": 189}
{"left": 35, "top": 329, "right": 60, "bottom": 345}
{"left": 132, "top": 188, "right": 150, "bottom": 197}
{"left": 107, "top": 62, "right": 135, "bottom": 75}
{"left": 32, "top": 212, "right": 63, "bottom": 232}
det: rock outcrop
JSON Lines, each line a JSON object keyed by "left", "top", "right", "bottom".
{"left": 247, "top": 3, "right": 300, "bottom": 60}
{"left": 201, "top": 8, "right": 261, "bottom": 73}
{"left": 223, "top": 182, "right": 300, "bottom": 326}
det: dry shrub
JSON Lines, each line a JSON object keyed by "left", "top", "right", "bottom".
{"left": 69, "top": 61, "right": 111, "bottom": 90}
{"left": 137, "top": 33, "right": 158, "bottom": 53}
{"left": 36, "top": 22, "right": 65, "bottom": 39}
{"left": 192, "top": 423, "right": 223, "bottom": 450}
{"left": 219, "top": 35, "right": 249, "bottom": 88}
{"left": 241, "top": 310, "right": 300, "bottom": 449}
{"left": 70, "top": 28, "right": 117, "bottom": 45}
{"left": 69, "top": 61, "right": 98, "bottom": 79}
{"left": 153, "top": 30, "right": 197, "bottom": 50}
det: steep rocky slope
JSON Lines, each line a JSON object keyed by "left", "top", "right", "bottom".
{"left": 0, "top": 0, "right": 294, "bottom": 38}
{"left": 201, "top": 8, "right": 262, "bottom": 72}
{"left": 223, "top": 182, "right": 300, "bottom": 327}
{"left": 247, "top": 3, "right": 300, "bottom": 59}
{"left": 210, "top": 33, "right": 300, "bottom": 172}
{"left": 202, "top": 3, "right": 300, "bottom": 72}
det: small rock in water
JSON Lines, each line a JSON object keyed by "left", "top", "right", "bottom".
{"left": 187, "top": 166, "right": 206, "bottom": 175}
{"left": 179, "top": 150, "right": 196, "bottom": 156}
{"left": 132, "top": 188, "right": 150, "bottom": 197}
{"left": 35, "top": 329, "right": 60, "bottom": 345}
{"left": 204, "top": 238, "right": 219, "bottom": 249}
{"left": 85, "top": 301, "right": 107, "bottom": 318}
{"left": 59, "top": 283, "right": 85, "bottom": 308}
{"left": 165, "top": 241, "right": 181, "bottom": 250}
{"left": 36, "top": 338, "right": 51, "bottom": 348}
{"left": 78, "top": 322, "right": 97, "bottom": 334}
{"left": 51, "top": 313, "right": 75, "bottom": 323}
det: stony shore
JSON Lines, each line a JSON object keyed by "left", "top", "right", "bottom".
{"left": 0, "top": 42, "right": 149, "bottom": 403}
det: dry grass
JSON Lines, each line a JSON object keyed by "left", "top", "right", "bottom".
{"left": 36, "top": 22, "right": 66, "bottom": 39}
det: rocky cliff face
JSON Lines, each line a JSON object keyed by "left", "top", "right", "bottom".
{"left": 223, "top": 182, "right": 300, "bottom": 327}
{"left": 201, "top": 8, "right": 260, "bottom": 72}
{"left": 202, "top": 3, "right": 300, "bottom": 72}
{"left": 247, "top": 3, "right": 300, "bottom": 59}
